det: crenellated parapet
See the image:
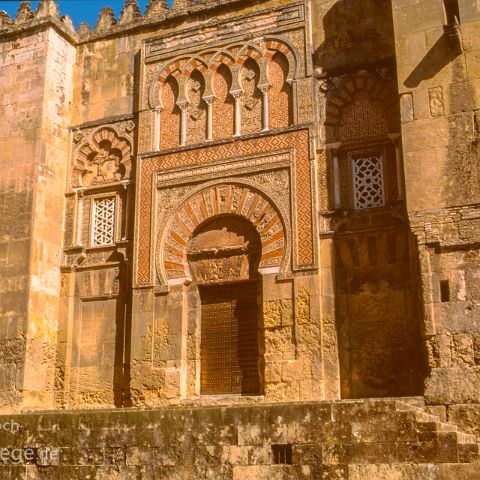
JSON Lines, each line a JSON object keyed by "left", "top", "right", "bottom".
{"left": 0, "top": 11, "right": 12, "bottom": 30}
{"left": 14, "top": 1, "right": 34, "bottom": 25}
{"left": 0, "top": 0, "right": 76, "bottom": 41}
{"left": 94, "top": 6, "right": 117, "bottom": 32}
{"left": 0, "top": 0, "right": 265, "bottom": 43}
{"left": 120, "top": 0, "right": 142, "bottom": 25}
{"left": 145, "top": 0, "right": 169, "bottom": 17}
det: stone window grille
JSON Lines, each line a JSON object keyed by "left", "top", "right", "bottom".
{"left": 91, "top": 196, "right": 116, "bottom": 246}
{"left": 352, "top": 155, "right": 385, "bottom": 210}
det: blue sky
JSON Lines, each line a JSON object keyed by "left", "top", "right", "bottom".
{"left": 0, "top": 0, "right": 171, "bottom": 28}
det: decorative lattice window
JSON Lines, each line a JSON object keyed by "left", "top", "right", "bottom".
{"left": 352, "top": 155, "right": 385, "bottom": 210}
{"left": 92, "top": 197, "right": 116, "bottom": 246}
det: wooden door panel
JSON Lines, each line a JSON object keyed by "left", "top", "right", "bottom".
{"left": 200, "top": 282, "right": 260, "bottom": 395}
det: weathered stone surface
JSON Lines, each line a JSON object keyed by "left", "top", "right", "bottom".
{"left": 0, "top": 399, "right": 476, "bottom": 478}
{"left": 0, "top": 0, "right": 480, "bottom": 474}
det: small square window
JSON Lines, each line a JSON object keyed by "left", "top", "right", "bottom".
{"left": 272, "top": 444, "right": 293, "bottom": 465}
{"left": 91, "top": 197, "right": 116, "bottom": 246}
{"left": 352, "top": 154, "right": 385, "bottom": 210}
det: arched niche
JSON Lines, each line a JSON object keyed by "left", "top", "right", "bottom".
{"left": 160, "top": 75, "right": 180, "bottom": 149}
{"left": 268, "top": 51, "right": 292, "bottom": 129}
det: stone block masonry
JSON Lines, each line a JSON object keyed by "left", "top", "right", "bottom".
{"left": 1, "top": 0, "right": 480, "bottom": 477}
{"left": 0, "top": 399, "right": 477, "bottom": 479}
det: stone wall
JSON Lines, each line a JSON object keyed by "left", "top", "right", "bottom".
{"left": 0, "top": 26, "right": 42, "bottom": 411}
{"left": 313, "top": 0, "right": 427, "bottom": 401}
{"left": 392, "top": 0, "right": 480, "bottom": 438}
{"left": 311, "top": 0, "right": 396, "bottom": 74}
{"left": 1, "top": 0, "right": 480, "bottom": 452}
{"left": 0, "top": 21, "right": 76, "bottom": 411}
{"left": 0, "top": 399, "right": 477, "bottom": 479}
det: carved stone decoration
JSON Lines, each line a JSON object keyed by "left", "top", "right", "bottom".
{"left": 61, "top": 15, "right": 75, "bottom": 31}
{"left": 73, "top": 126, "right": 133, "bottom": 188}
{"left": 35, "top": 0, "right": 59, "bottom": 19}
{"left": 171, "top": 0, "right": 190, "bottom": 11}
{"left": 240, "top": 59, "right": 262, "bottom": 134}
{"left": 77, "top": 267, "right": 121, "bottom": 300}
{"left": 120, "top": 0, "right": 142, "bottom": 24}
{"left": 14, "top": 2, "right": 34, "bottom": 25}
{"left": 156, "top": 181, "right": 289, "bottom": 287}
{"left": 95, "top": 7, "right": 117, "bottom": 32}
{"left": 186, "top": 70, "right": 207, "bottom": 145}
{"left": 352, "top": 155, "right": 385, "bottom": 210}
{"left": 136, "top": 130, "right": 314, "bottom": 287}
{"left": 324, "top": 70, "right": 398, "bottom": 143}
{"left": 187, "top": 217, "right": 261, "bottom": 285}
{"left": 338, "top": 91, "right": 388, "bottom": 142}
{"left": 77, "top": 22, "right": 92, "bottom": 38}
{"left": 145, "top": 0, "right": 169, "bottom": 17}
{"left": 0, "top": 12, "right": 12, "bottom": 30}
{"left": 268, "top": 52, "right": 291, "bottom": 129}
{"left": 145, "top": 36, "right": 301, "bottom": 149}
{"left": 212, "top": 66, "right": 234, "bottom": 140}
{"left": 92, "top": 197, "right": 116, "bottom": 246}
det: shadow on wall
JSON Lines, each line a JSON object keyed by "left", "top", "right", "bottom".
{"left": 404, "top": 32, "right": 463, "bottom": 88}
{"left": 313, "top": 0, "right": 428, "bottom": 399}
{"left": 313, "top": 0, "right": 396, "bottom": 74}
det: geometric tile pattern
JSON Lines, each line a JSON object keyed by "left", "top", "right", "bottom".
{"left": 339, "top": 92, "right": 388, "bottom": 142}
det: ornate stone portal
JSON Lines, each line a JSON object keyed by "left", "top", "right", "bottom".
{"left": 2, "top": 0, "right": 480, "bottom": 476}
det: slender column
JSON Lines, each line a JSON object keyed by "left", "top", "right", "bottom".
{"left": 232, "top": 91, "right": 242, "bottom": 137}
{"left": 260, "top": 85, "right": 270, "bottom": 132}
{"left": 327, "top": 143, "right": 342, "bottom": 210}
{"left": 179, "top": 103, "right": 188, "bottom": 146}
{"left": 75, "top": 188, "right": 85, "bottom": 246}
{"left": 388, "top": 133, "right": 404, "bottom": 200}
{"left": 204, "top": 97, "right": 214, "bottom": 141}
{"left": 153, "top": 107, "right": 163, "bottom": 151}
{"left": 121, "top": 182, "right": 130, "bottom": 241}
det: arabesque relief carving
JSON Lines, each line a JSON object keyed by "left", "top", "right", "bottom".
{"left": 187, "top": 217, "right": 262, "bottom": 285}
{"left": 72, "top": 124, "right": 134, "bottom": 188}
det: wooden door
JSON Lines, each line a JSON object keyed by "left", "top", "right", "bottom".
{"left": 200, "top": 281, "right": 260, "bottom": 395}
